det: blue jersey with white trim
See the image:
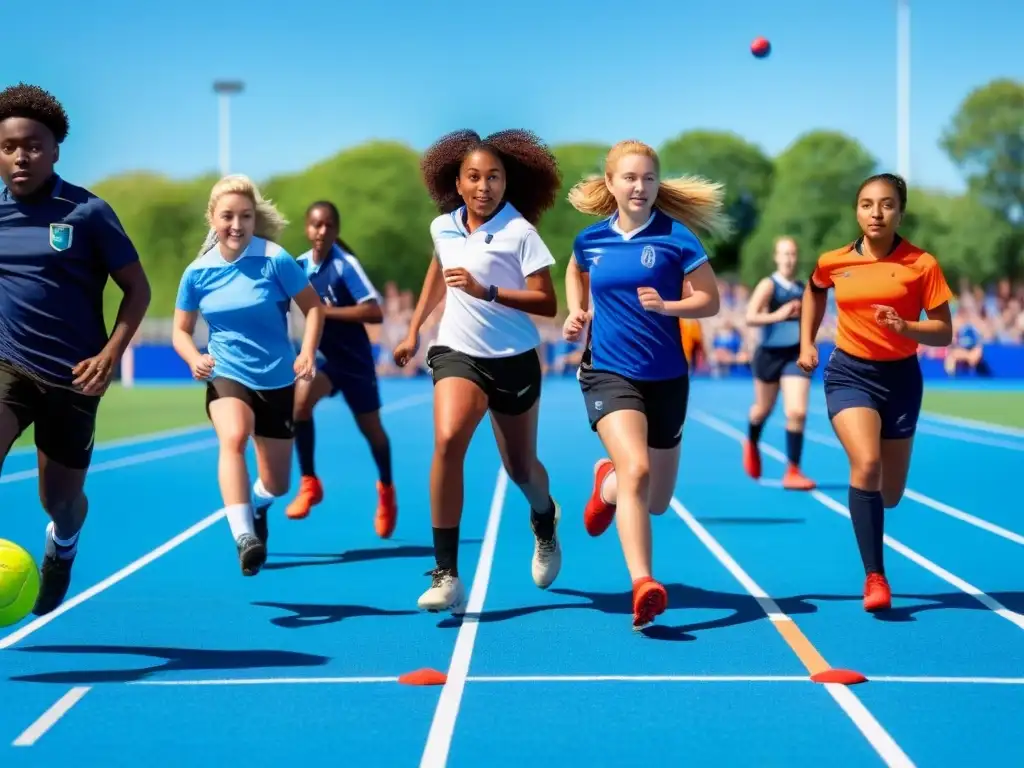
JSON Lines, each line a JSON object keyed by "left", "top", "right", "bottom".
{"left": 760, "top": 274, "right": 803, "bottom": 348}
{"left": 175, "top": 237, "right": 310, "bottom": 390}
{"left": 0, "top": 175, "right": 140, "bottom": 385}
{"left": 574, "top": 209, "right": 709, "bottom": 381}
{"left": 296, "top": 243, "right": 380, "bottom": 374}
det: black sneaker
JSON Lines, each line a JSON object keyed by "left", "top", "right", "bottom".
{"left": 32, "top": 552, "right": 74, "bottom": 616}
{"left": 237, "top": 533, "right": 267, "bottom": 576}
{"left": 253, "top": 505, "right": 270, "bottom": 546}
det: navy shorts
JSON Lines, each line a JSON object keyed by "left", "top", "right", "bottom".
{"left": 578, "top": 369, "right": 690, "bottom": 450}
{"left": 823, "top": 348, "right": 922, "bottom": 440}
{"left": 321, "top": 364, "right": 381, "bottom": 415}
{"left": 752, "top": 344, "right": 809, "bottom": 383}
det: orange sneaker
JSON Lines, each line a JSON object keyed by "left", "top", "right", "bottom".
{"left": 743, "top": 440, "right": 762, "bottom": 480}
{"left": 285, "top": 475, "right": 323, "bottom": 520}
{"left": 374, "top": 481, "right": 397, "bottom": 539}
{"left": 583, "top": 459, "right": 616, "bottom": 537}
{"left": 632, "top": 576, "right": 668, "bottom": 630}
{"left": 782, "top": 464, "right": 816, "bottom": 490}
{"left": 863, "top": 572, "right": 892, "bottom": 612}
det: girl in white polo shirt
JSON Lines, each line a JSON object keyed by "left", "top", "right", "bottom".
{"left": 394, "top": 128, "right": 562, "bottom": 613}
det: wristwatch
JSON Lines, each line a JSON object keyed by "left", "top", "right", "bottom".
{"left": 485, "top": 285, "right": 498, "bottom": 302}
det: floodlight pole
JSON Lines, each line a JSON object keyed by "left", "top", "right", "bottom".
{"left": 896, "top": 0, "right": 910, "bottom": 181}
{"left": 213, "top": 80, "right": 244, "bottom": 177}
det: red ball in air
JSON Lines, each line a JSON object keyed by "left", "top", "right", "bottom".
{"left": 751, "top": 37, "right": 771, "bottom": 58}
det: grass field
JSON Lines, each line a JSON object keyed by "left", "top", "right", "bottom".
{"left": 9, "top": 379, "right": 1023, "bottom": 451}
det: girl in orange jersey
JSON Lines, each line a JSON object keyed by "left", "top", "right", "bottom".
{"left": 797, "top": 173, "right": 953, "bottom": 613}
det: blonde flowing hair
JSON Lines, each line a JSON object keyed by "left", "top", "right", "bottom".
{"left": 567, "top": 140, "right": 732, "bottom": 239}
{"left": 197, "top": 174, "right": 289, "bottom": 256}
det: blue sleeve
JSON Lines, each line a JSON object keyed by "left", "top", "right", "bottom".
{"left": 572, "top": 234, "right": 589, "bottom": 273}
{"left": 175, "top": 268, "right": 198, "bottom": 312}
{"left": 88, "top": 198, "right": 141, "bottom": 272}
{"left": 676, "top": 228, "right": 709, "bottom": 275}
{"left": 270, "top": 250, "right": 311, "bottom": 298}
{"left": 337, "top": 254, "right": 380, "bottom": 303}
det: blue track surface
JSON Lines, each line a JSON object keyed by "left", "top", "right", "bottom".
{"left": 1, "top": 377, "right": 1021, "bottom": 767}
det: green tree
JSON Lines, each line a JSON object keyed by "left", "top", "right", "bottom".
{"left": 940, "top": 78, "right": 1024, "bottom": 276}
{"left": 263, "top": 140, "right": 436, "bottom": 292}
{"left": 658, "top": 130, "right": 774, "bottom": 271}
{"left": 536, "top": 142, "right": 611, "bottom": 309}
{"left": 902, "top": 188, "right": 1013, "bottom": 286}
{"left": 740, "top": 131, "right": 876, "bottom": 286}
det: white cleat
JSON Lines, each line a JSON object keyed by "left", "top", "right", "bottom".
{"left": 531, "top": 500, "right": 562, "bottom": 589}
{"left": 418, "top": 568, "right": 467, "bottom": 615}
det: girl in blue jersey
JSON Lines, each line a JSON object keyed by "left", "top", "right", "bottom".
{"left": 172, "top": 175, "right": 325, "bottom": 577}
{"left": 564, "top": 139, "right": 728, "bottom": 630}
{"left": 743, "top": 236, "right": 815, "bottom": 490}
{"left": 286, "top": 200, "right": 398, "bottom": 538}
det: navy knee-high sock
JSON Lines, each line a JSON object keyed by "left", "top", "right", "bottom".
{"left": 785, "top": 430, "right": 804, "bottom": 466}
{"left": 848, "top": 486, "right": 885, "bottom": 575}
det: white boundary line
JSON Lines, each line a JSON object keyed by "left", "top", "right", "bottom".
{"left": 0, "top": 392, "right": 433, "bottom": 652}
{"left": 8, "top": 424, "right": 211, "bottom": 458}
{"left": 670, "top": 497, "right": 913, "bottom": 768}
{"left": 125, "top": 673, "right": 1024, "bottom": 686}
{"left": 419, "top": 468, "right": 508, "bottom": 768}
{"left": 11, "top": 687, "right": 90, "bottom": 747}
{"left": 919, "top": 410, "right": 1024, "bottom": 438}
{"left": 692, "top": 410, "right": 1024, "bottom": 633}
{"left": 717, "top": 410, "right": 1024, "bottom": 548}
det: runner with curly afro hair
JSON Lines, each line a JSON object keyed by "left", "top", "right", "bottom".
{"left": 0, "top": 82, "right": 152, "bottom": 618}
{"left": 394, "top": 128, "right": 564, "bottom": 614}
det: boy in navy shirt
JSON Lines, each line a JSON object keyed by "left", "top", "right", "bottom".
{"left": 564, "top": 139, "right": 727, "bottom": 630}
{"left": 0, "top": 83, "right": 151, "bottom": 615}
{"left": 287, "top": 201, "right": 397, "bottom": 537}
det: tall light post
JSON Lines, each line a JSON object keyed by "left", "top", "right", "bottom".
{"left": 213, "top": 80, "right": 244, "bottom": 177}
{"left": 896, "top": 0, "right": 910, "bottom": 181}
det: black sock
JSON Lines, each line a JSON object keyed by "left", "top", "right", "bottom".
{"left": 848, "top": 487, "right": 885, "bottom": 575}
{"left": 371, "top": 439, "right": 392, "bottom": 486}
{"left": 530, "top": 496, "right": 556, "bottom": 540}
{"left": 748, "top": 420, "right": 765, "bottom": 444}
{"left": 295, "top": 419, "right": 316, "bottom": 476}
{"left": 785, "top": 429, "right": 804, "bottom": 466}
{"left": 433, "top": 526, "right": 460, "bottom": 575}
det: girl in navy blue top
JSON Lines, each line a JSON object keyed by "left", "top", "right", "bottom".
{"left": 288, "top": 200, "right": 397, "bottom": 538}
{"left": 0, "top": 83, "right": 152, "bottom": 617}
{"left": 564, "top": 139, "right": 728, "bottom": 630}
{"left": 743, "top": 236, "right": 815, "bottom": 491}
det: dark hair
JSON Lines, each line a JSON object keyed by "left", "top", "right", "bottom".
{"left": 856, "top": 173, "right": 907, "bottom": 212}
{"left": 0, "top": 83, "right": 69, "bottom": 144}
{"left": 306, "top": 199, "right": 357, "bottom": 255}
{"left": 420, "top": 129, "right": 561, "bottom": 225}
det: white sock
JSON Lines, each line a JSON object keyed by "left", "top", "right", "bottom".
{"left": 252, "top": 479, "right": 278, "bottom": 517}
{"left": 225, "top": 503, "right": 254, "bottom": 540}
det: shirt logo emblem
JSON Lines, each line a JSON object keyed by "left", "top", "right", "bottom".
{"left": 641, "top": 245, "right": 656, "bottom": 268}
{"left": 49, "top": 223, "right": 73, "bottom": 252}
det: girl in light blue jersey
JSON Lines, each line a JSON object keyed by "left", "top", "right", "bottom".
{"left": 172, "top": 175, "right": 325, "bottom": 577}
{"left": 564, "top": 139, "right": 728, "bottom": 631}
{"left": 743, "top": 235, "right": 815, "bottom": 490}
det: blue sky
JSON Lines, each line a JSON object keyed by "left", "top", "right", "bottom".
{"left": 9, "top": 0, "right": 1021, "bottom": 193}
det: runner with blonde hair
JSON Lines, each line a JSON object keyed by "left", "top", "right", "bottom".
{"left": 172, "top": 174, "right": 325, "bottom": 576}
{"left": 563, "top": 139, "right": 727, "bottom": 629}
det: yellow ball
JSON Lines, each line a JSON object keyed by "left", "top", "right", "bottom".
{"left": 0, "top": 539, "right": 40, "bottom": 628}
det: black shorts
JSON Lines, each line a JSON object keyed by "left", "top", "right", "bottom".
{"left": 205, "top": 378, "right": 296, "bottom": 439}
{"left": 824, "top": 348, "right": 922, "bottom": 440}
{"left": 578, "top": 369, "right": 690, "bottom": 449}
{"left": 752, "top": 344, "right": 809, "bottom": 383}
{"left": 426, "top": 345, "right": 541, "bottom": 416}
{"left": 0, "top": 360, "right": 100, "bottom": 470}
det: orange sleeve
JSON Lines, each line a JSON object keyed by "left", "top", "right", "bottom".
{"left": 920, "top": 257, "right": 953, "bottom": 311}
{"left": 810, "top": 255, "right": 833, "bottom": 289}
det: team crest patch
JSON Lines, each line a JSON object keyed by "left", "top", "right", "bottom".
{"left": 49, "top": 223, "right": 73, "bottom": 252}
{"left": 640, "top": 245, "right": 656, "bottom": 268}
